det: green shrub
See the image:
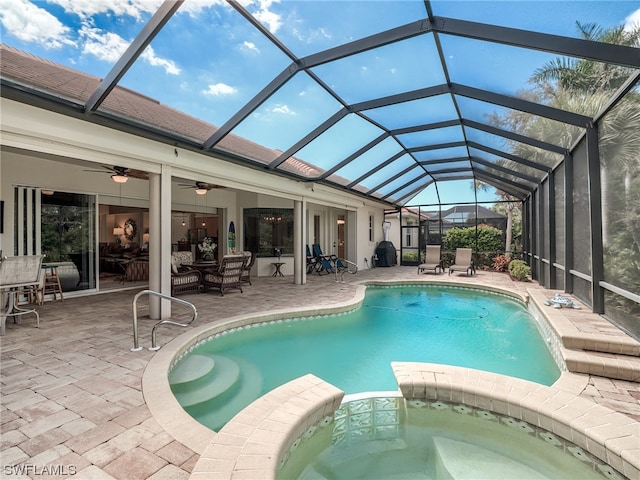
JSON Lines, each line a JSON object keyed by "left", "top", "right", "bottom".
{"left": 402, "top": 251, "right": 419, "bottom": 262}
{"left": 509, "top": 260, "right": 531, "bottom": 281}
{"left": 444, "top": 225, "right": 503, "bottom": 252}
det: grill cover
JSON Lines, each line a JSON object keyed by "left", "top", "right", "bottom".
{"left": 375, "top": 241, "right": 397, "bottom": 267}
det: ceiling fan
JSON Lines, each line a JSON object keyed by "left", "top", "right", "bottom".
{"left": 178, "top": 181, "right": 224, "bottom": 194}
{"left": 84, "top": 165, "right": 147, "bottom": 183}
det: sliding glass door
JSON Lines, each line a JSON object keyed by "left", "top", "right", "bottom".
{"left": 40, "top": 191, "right": 97, "bottom": 291}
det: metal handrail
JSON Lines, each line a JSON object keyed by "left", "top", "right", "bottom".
{"left": 334, "top": 258, "right": 359, "bottom": 283}
{"left": 131, "top": 290, "right": 198, "bottom": 352}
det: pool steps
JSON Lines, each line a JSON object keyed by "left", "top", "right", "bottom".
{"left": 528, "top": 290, "right": 640, "bottom": 382}
{"left": 433, "top": 437, "right": 547, "bottom": 480}
{"left": 304, "top": 436, "right": 548, "bottom": 480}
{"left": 169, "top": 353, "right": 263, "bottom": 430}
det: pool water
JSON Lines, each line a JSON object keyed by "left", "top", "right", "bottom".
{"left": 278, "top": 397, "right": 614, "bottom": 480}
{"left": 170, "top": 285, "right": 561, "bottom": 430}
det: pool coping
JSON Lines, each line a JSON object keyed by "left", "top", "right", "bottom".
{"left": 141, "top": 280, "right": 640, "bottom": 479}
{"left": 392, "top": 362, "right": 639, "bottom": 480}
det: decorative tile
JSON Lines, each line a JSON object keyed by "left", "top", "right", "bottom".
{"left": 282, "top": 395, "right": 623, "bottom": 479}
{"left": 348, "top": 399, "right": 373, "bottom": 414}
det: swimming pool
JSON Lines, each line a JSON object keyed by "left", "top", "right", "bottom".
{"left": 169, "top": 285, "right": 561, "bottom": 431}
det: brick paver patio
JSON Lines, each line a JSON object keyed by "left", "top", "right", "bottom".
{"left": 2, "top": 266, "right": 638, "bottom": 479}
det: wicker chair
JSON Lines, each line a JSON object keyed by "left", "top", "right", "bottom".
{"left": 171, "top": 252, "right": 202, "bottom": 296}
{"left": 240, "top": 251, "right": 256, "bottom": 285}
{"left": 202, "top": 254, "right": 246, "bottom": 296}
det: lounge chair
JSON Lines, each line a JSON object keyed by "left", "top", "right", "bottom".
{"left": 306, "top": 245, "right": 318, "bottom": 274}
{"left": 417, "top": 245, "right": 442, "bottom": 274}
{"left": 312, "top": 244, "right": 336, "bottom": 275}
{"left": 448, "top": 248, "right": 475, "bottom": 276}
{"left": 202, "top": 254, "right": 246, "bottom": 296}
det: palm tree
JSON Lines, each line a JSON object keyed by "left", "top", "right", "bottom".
{"left": 532, "top": 22, "right": 640, "bottom": 96}
{"left": 473, "top": 181, "right": 519, "bottom": 256}
{"left": 491, "top": 21, "right": 640, "bottom": 249}
{"left": 491, "top": 194, "right": 520, "bottom": 257}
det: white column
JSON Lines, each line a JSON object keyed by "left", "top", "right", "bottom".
{"left": 293, "top": 199, "right": 307, "bottom": 285}
{"left": 149, "top": 165, "right": 172, "bottom": 319}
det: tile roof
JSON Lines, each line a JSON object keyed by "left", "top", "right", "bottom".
{"left": 1, "top": 44, "right": 324, "bottom": 179}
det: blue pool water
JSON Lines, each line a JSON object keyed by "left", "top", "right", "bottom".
{"left": 170, "top": 285, "right": 561, "bottom": 430}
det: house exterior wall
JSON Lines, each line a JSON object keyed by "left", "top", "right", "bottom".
{"left": 0, "top": 98, "right": 389, "bottom": 286}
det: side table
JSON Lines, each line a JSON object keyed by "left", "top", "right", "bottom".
{"left": 271, "top": 262, "right": 285, "bottom": 277}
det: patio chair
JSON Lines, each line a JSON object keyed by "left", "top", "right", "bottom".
{"left": 312, "top": 244, "right": 336, "bottom": 275}
{"left": 202, "top": 254, "right": 246, "bottom": 296}
{"left": 448, "top": 248, "right": 475, "bottom": 276}
{"left": 306, "top": 245, "right": 320, "bottom": 274}
{"left": 417, "top": 245, "right": 442, "bottom": 275}
{"left": 171, "top": 252, "right": 202, "bottom": 296}
{"left": 240, "top": 251, "right": 256, "bottom": 285}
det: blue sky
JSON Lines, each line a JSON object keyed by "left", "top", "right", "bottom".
{"left": 1, "top": 0, "right": 639, "bottom": 206}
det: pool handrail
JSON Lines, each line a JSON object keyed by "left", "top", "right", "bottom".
{"left": 131, "top": 289, "right": 198, "bottom": 352}
{"left": 335, "top": 258, "right": 358, "bottom": 283}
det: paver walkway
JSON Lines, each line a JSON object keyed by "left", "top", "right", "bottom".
{"left": 2, "top": 266, "right": 639, "bottom": 479}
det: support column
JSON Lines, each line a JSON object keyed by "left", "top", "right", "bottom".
{"left": 548, "top": 170, "right": 557, "bottom": 290}
{"left": 564, "top": 154, "right": 574, "bottom": 293}
{"left": 149, "top": 165, "right": 172, "bottom": 319}
{"left": 587, "top": 124, "right": 605, "bottom": 313}
{"left": 294, "top": 199, "right": 306, "bottom": 285}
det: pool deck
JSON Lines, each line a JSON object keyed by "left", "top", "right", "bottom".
{"left": 1, "top": 266, "right": 639, "bottom": 479}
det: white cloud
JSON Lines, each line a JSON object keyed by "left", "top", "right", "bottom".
{"left": 250, "top": 0, "right": 282, "bottom": 34}
{"left": 0, "top": 0, "right": 74, "bottom": 48}
{"left": 177, "top": 0, "right": 227, "bottom": 17}
{"left": 271, "top": 104, "right": 295, "bottom": 115}
{"left": 242, "top": 41, "right": 260, "bottom": 54}
{"left": 80, "top": 25, "right": 180, "bottom": 75}
{"left": 80, "top": 26, "right": 129, "bottom": 63}
{"left": 624, "top": 8, "right": 640, "bottom": 32}
{"left": 141, "top": 46, "right": 181, "bottom": 75}
{"left": 48, "top": 0, "right": 160, "bottom": 20}
{"left": 203, "top": 83, "right": 237, "bottom": 96}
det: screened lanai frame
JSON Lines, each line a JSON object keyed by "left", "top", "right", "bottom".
{"left": 1, "top": 1, "right": 639, "bottom": 335}
{"left": 6, "top": 1, "right": 638, "bottom": 204}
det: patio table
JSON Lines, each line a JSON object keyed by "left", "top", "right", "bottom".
{"left": 1, "top": 255, "right": 45, "bottom": 335}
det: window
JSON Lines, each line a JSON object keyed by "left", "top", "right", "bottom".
{"left": 243, "top": 208, "right": 294, "bottom": 257}
{"left": 405, "top": 229, "right": 413, "bottom": 247}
